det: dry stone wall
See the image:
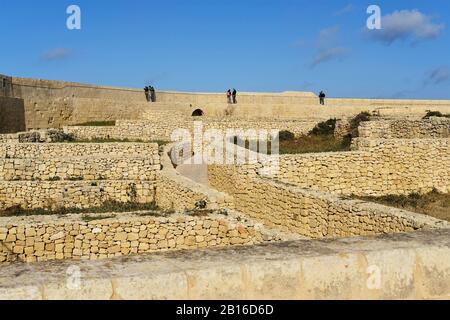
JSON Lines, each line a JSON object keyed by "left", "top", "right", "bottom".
{"left": 0, "top": 157, "right": 160, "bottom": 181}
{"left": 65, "top": 118, "right": 317, "bottom": 142}
{"left": 208, "top": 163, "right": 446, "bottom": 238}
{"left": 0, "top": 212, "right": 271, "bottom": 264}
{"left": 359, "top": 118, "right": 450, "bottom": 139}
{"left": 0, "top": 142, "right": 157, "bottom": 159}
{"left": 0, "top": 141, "right": 233, "bottom": 212}
{"left": 0, "top": 180, "right": 156, "bottom": 210}
{"left": 276, "top": 138, "right": 450, "bottom": 196}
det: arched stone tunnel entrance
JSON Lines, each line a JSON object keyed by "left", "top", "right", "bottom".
{"left": 192, "top": 109, "right": 204, "bottom": 117}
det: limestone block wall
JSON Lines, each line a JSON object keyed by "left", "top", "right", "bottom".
{"left": 276, "top": 138, "right": 450, "bottom": 196}
{"left": 2, "top": 228, "right": 450, "bottom": 300}
{"left": 64, "top": 121, "right": 172, "bottom": 142}
{"left": 0, "top": 142, "right": 159, "bottom": 159}
{"left": 0, "top": 97, "right": 26, "bottom": 133}
{"left": 0, "top": 143, "right": 159, "bottom": 210}
{"left": 0, "top": 180, "right": 156, "bottom": 210}
{"left": 0, "top": 141, "right": 233, "bottom": 212}
{"left": 8, "top": 76, "right": 450, "bottom": 129}
{"left": 0, "top": 212, "right": 268, "bottom": 264}
{"left": 65, "top": 118, "right": 317, "bottom": 143}
{"left": 0, "top": 157, "right": 160, "bottom": 181}
{"left": 0, "top": 74, "right": 13, "bottom": 97}
{"left": 0, "top": 134, "right": 18, "bottom": 144}
{"left": 359, "top": 118, "right": 450, "bottom": 139}
{"left": 208, "top": 164, "right": 446, "bottom": 238}
{"left": 22, "top": 98, "right": 148, "bottom": 131}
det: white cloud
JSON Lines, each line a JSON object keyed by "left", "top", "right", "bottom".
{"left": 367, "top": 9, "right": 445, "bottom": 45}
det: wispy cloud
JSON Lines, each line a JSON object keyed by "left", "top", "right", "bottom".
{"left": 310, "top": 26, "right": 349, "bottom": 68}
{"left": 334, "top": 4, "right": 354, "bottom": 16}
{"left": 317, "top": 26, "right": 340, "bottom": 47}
{"left": 311, "top": 47, "right": 349, "bottom": 68}
{"left": 41, "top": 48, "right": 72, "bottom": 61}
{"left": 366, "top": 9, "right": 445, "bottom": 45}
{"left": 425, "top": 66, "right": 450, "bottom": 85}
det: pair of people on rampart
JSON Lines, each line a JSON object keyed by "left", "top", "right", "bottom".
{"left": 227, "top": 89, "right": 237, "bottom": 104}
{"left": 144, "top": 86, "right": 156, "bottom": 102}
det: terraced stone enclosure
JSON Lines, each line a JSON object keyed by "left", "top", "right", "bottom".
{"left": 1, "top": 77, "right": 450, "bottom": 299}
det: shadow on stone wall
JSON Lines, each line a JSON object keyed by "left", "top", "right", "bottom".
{"left": 0, "top": 97, "right": 26, "bottom": 134}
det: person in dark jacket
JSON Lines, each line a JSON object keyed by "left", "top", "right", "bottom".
{"left": 232, "top": 88, "right": 237, "bottom": 104}
{"left": 150, "top": 86, "right": 156, "bottom": 102}
{"left": 319, "top": 91, "right": 326, "bottom": 105}
{"left": 144, "top": 86, "right": 150, "bottom": 102}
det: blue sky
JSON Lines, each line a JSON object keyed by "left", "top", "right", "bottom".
{"left": 1, "top": 0, "right": 449, "bottom": 98}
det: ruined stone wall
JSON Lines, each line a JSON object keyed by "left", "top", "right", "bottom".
{"left": 359, "top": 118, "right": 450, "bottom": 139}
{"left": 208, "top": 163, "right": 446, "bottom": 238}
{"left": 276, "top": 138, "right": 450, "bottom": 196}
{"left": 0, "top": 212, "right": 268, "bottom": 264}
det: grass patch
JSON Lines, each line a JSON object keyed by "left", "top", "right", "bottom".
{"left": 74, "top": 121, "right": 116, "bottom": 127}
{"left": 356, "top": 189, "right": 450, "bottom": 222}
{"left": 0, "top": 201, "right": 160, "bottom": 218}
{"left": 235, "top": 134, "right": 351, "bottom": 155}
{"left": 279, "top": 135, "right": 351, "bottom": 154}
{"left": 236, "top": 113, "right": 372, "bottom": 154}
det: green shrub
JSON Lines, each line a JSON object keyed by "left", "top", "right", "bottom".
{"left": 309, "top": 119, "right": 337, "bottom": 136}
{"left": 278, "top": 130, "right": 295, "bottom": 141}
{"left": 423, "top": 111, "right": 450, "bottom": 119}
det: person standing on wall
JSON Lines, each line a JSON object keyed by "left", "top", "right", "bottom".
{"left": 150, "top": 86, "right": 156, "bottom": 102}
{"left": 144, "top": 86, "right": 150, "bottom": 102}
{"left": 227, "top": 89, "right": 232, "bottom": 104}
{"left": 232, "top": 88, "right": 237, "bottom": 104}
{"left": 319, "top": 91, "right": 326, "bottom": 105}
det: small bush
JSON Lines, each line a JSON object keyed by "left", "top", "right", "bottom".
{"left": 423, "top": 111, "right": 450, "bottom": 119}
{"left": 309, "top": 119, "right": 337, "bottom": 136}
{"left": 278, "top": 130, "right": 295, "bottom": 141}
